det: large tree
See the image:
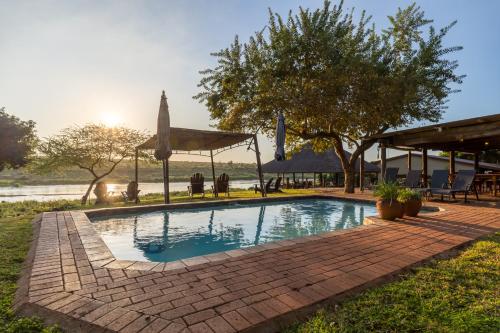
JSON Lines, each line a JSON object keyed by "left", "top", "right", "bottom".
{"left": 0, "top": 107, "right": 37, "bottom": 171}
{"left": 195, "top": 1, "right": 463, "bottom": 192}
{"left": 36, "top": 124, "right": 148, "bottom": 204}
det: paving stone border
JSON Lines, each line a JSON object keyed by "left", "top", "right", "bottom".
{"left": 14, "top": 194, "right": 500, "bottom": 333}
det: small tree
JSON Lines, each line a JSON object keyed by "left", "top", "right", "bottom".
{"left": 195, "top": 1, "right": 463, "bottom": 192}
{"left": 36, "top": 124, "right": 149, "bottom": 204}
{"left": 0, "top": 107, "right": 37, "bottom": 171}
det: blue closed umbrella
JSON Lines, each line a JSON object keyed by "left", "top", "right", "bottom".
{"left": 274, "top": 112, "right": 286, "bottom": 161}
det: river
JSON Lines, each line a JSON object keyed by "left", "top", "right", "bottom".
{"left": 0, "top": 180, "right": 258, "bottom": 202}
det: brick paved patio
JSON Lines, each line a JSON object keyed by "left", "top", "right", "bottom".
{"left": 15, "top": 194, "right": 500, "bottom": 333}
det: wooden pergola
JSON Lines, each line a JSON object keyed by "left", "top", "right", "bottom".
{"left": 363, "top": 114, "right": 500, "bottom": 186}
{"left": 135, "top": 128, "right": 266, "bottom": 203}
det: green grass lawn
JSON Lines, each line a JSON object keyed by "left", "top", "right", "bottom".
{"left": 0, "top": 190, "right": 498, "bottom": 333}
{"left": 286, "top": 233, "right": 500, "bottom": 333}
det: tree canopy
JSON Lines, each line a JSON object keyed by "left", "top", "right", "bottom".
{"left": 195, "top": 1, "right": 463, "bottom": 192}
{"left": 35, "top": 124, "right": 149, "bottom": 204}
{"left": 0, "top": 107, "right": 37, "bottom": 172}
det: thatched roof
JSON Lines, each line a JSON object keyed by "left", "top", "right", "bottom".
{"left": 138, "top": 128, "right": 253, "bottom": 151}
{"left": 262, "top": 145, "right": 379, "bottom": 174}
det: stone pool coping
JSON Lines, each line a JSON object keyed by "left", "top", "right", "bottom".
{"left": 15, "top": 194, "right": 499, "bottom": 333}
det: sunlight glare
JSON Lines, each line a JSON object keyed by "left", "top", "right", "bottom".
{"left": 100, "top": 112, "right": 121, "bottom": 127}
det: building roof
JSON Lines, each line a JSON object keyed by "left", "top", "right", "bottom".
{"left": 371, "top": 152, "right": 500, "bottom": 171}
{"left": 262, "top": 145, "right": 379, "bottom": 174}
{"left": 368, "top": 114, "right": 500, "bottom": 153}
{"left": 137, "top": 128, "right": 253, "bottom": 152}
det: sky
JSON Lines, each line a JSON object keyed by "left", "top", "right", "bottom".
{"left": 1, "top": 0, "right": 499, "bottom": 163}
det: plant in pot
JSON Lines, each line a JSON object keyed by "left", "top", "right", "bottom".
{"left": 397, "top": 188, "right": 423, "bottom": 217}
{"left": 373, "top": 182, "right": 403, "bottom": 220}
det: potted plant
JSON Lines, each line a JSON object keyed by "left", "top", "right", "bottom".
{"left": 373, "top": 182, "right": 403, "bottom": 220}
{"left": 397, "top": 188, "right": 423, "bottom": 217}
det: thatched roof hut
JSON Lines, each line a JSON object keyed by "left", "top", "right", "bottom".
{"left": 261, "top": 145, "right": 379, "bottom": 174}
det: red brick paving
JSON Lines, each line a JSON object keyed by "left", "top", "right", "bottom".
{"left": 15, "top": 194, "right": 499, "bottom": 332}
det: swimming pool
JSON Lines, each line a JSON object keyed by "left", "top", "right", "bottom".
{"left": 90, "top": 198, "right": 377, "bottom": 262}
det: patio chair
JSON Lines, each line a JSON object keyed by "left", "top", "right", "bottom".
{"left": 430, "top": 170, "right": 478, "bottom": 203}
{"left": 212, "top": 173, "right": 230, "bottom": 197}
{"left": 255, "top": 177, "right": 282, "bottom": 194}
{"left": 255, "top": 178, "right": 273, "bottom": 194}
{"left": 188, "top": 173, "right": 205, "bottom": 198}
{"left": 425, "top": 170, "right": 450, "bottom": 192}
{"left": 404, "top": 170, "right": 422, "bottom": 188}
{"left": 384, "top": 167, "right": 399, "bottom": 183}
{"left": 121, "top": 181, "right": 141, "bottom": 202}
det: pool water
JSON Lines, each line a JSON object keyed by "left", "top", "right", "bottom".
{"left": 90, "top": 199, "right": 376, "bottom": 262}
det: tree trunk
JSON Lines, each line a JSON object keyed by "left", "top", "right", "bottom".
{"left": 343, "top": 164, "right": 355, "bottom": 193}
{"left": 81, "top": 178, "right": 99, "bottom": 205}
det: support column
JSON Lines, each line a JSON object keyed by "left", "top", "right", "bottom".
{"left": 360, "top": 150, "right": 365, "bottom": 192}
{"left": 407, "top": 150, "right": 412, "bottom": 171}
{"left": 380, "top": 144, "right": 387, "bottom": 182}
{"left": 210, "top": 150, "right": 217, "bottom": 197}
{"left": 313, "top": 172, "right": 316, "bottom": 187}
{"left": 134, "top": 148, "right": 139, "bottom": 203}
{"left": 422, "top": 148, "right": 428, "bottom": 188}
{"left": 449, "top": 150, "right": 455, "bottom": 182}
{"left": 474, "top": 152, "right": 480, "bottom": 172}
{"left": 163, "top": 159, "right": 170, "bottom": 204}
{"left": 253, "top": 134, "right": 266, "bottom": 197}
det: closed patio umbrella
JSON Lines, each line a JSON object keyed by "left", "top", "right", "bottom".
{"left": 275, "top": 112, "right": 286, "bottom": 161}
{"left": 155, "top": 91, "right": 172, "bottom": 203}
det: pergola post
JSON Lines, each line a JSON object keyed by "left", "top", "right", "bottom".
{"left": 253, "top": 134, "right": 266, "bottom": 197}
{"left": 134, "top": 148, "right": 139, "bottom": 204}
{"left": 360, "top": 150, "right": 365, "bottom": 192}
{"left": 210, "top": 150, "right": 217, "bottom": 197}
{"left": 449, "top": 150, "right": 455, "bottom": 181}
{"left": 422, "top": 148, "right": 428, "bottom": 187}
{"left": 407, "top": 150, "right": 412, "bottom": 171}
{"left": 313, "top": 172, "right": 316, "bottom": 187}
{"left": 380, "top": 143, "right": 387, "bottom": 182}
{"left": 163, "top": 159, "right": 170, "bottom": 204}
{"left": 474, "top": 152, "right": 480, "bottom": 172}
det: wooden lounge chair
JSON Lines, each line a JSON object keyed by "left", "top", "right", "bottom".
{"left": 404, "top": 170, "right": 422, "bottom": 188}
{"left": 121, "top": 181, "right": 141, "bottom": 202}
{"left": 430, "top": 170, "right": 478, "bottom": 203}
{"left": 255, "top": 178, "right": 273, "bottom": 194}
{"left": 384, "top": 167, "right": 399, "bottom": 183}
{"left": 212, "top": 173, "right": 230, "bottom": 197}
{"left": 188, "top": 173, "right": 205, "bottom": 198}
{"left": 255, "top": 177, "right": 282, "bottom": 194}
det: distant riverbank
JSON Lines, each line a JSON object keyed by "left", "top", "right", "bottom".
{"left": 0, "top": 180, "right": 258, "bottom": 202}
{"left": 0, "top": 160, "right": 258, "bottom": 187}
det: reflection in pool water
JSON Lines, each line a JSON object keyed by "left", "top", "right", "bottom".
{"left": 91, "top": 199, "right": 377, "bottom": 262}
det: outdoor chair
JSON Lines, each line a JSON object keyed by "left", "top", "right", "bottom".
{"left": 404, "top": 170, "right": 422, "bottom": 188}
{"left": 255, "top": 178, "right": 273, "bottom": 194}
{"left": 121, "top": 181, "right": 141, "bottom": 202}
{"left": 188, "top": 173, "right": 205, "bottom": 198}
{"left": 425, "top": 169, "right": 450, "bottom": 193}
{"left": 212, "top": 173, "right": 230, "bottom": 197}
{"left": 384, "top": 167, "right": 399, "bottom": 183}
{"left": 255, "top": 177, "right": 282, "bottom": 194}
{"left": 429, "top": 170, "right": 478, "bottom": 203}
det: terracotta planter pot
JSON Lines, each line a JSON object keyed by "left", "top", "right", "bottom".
{"left": 404, "top": 199, "right": 422, "bottom": 217}
{"left": 376, "top": 199, "right": 404, "bottom": 221}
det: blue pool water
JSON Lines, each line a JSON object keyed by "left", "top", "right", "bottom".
{"left": 90, "top": 199, "right": 376, "bottom": 262}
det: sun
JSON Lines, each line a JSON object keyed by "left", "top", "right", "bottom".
{"left": 100, "top": 113, "right": 121, "bottom": 127}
